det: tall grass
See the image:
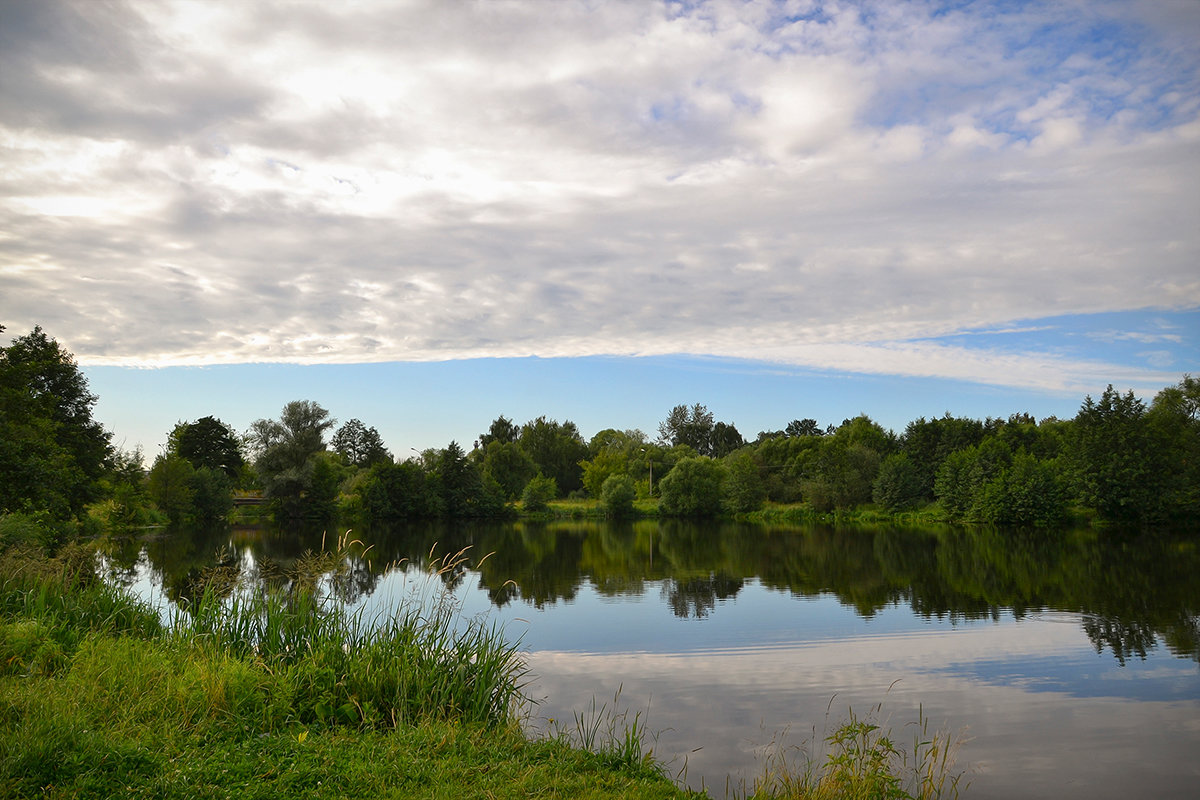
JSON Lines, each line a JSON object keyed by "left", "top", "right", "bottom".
{"left": 171, "top": 537, "right": 529, "bottom": 729}
{"left": 746, "top": 701, "right": 968, "bottom": 800}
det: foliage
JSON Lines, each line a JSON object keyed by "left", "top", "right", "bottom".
{"left": 479, "top": 414, "right": 521, "bottom": 448}
{"left": 331, "top": 418, "right": 392, "bottom": 468}
{"left": 248, "top": 401, "right": 338, "bottom": 520}
{"left": 600, "top": 474, "right": 636, "bottom": 518}
{"left": 970, "top": 452, "right": 1066, "bottom": 527}
{"left": 520, "top": 416, "right": 588, "bottom": 496}
{"left": 147, "top": 454, "right": 197, "bottom": 522}
{"left": 722, "top": 449, "right": 766, "bottom": 513}
{"left": 658, "top": 457, "right": 726, "bottom": 517}
{"left": 1069, "top": 385, "right": 1166, "bottom": 523}
{"left": 482, "top": 440, "right": 537, "bottom": 501}
{"left": 522, "top": 473, "right": 558, "bottom": 512}
{"left": 359, "top": 460, "right": 441, "bottom": 519}
{"left": 173, "top": 415, "right": 246, "bottom": 479}
{"left": 0, "top": 326, "right": 112, "bottom": 519}
{"left": 873, "top": 453, "right": 926, "bottom": 512}
{"left": 658, "top": 403, "right": 715, "bottom": 455}
{"left": 710, "top": 420, "right": 746, "bottom": 458}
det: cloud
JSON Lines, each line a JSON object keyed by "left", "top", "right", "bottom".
{"left": 1, "top": 0, "right": 1198, "bottom": 393}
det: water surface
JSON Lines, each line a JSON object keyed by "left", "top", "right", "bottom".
{"left": 104, "top": 521, "right": 1200, "bottom": 799}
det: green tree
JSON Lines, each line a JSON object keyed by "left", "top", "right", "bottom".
{"left": 722, "top": 449, "right": 766, "bottom": 513}
{"left": 658, "top": 403, "right": 715, "bottom": 455}
{"left": 174, "top": 416, "right": 245, "bottom": 479}
{"left": 481, "top": 440, "right": 537, "bottom": 501}
{"left": 521, "top": 473, "right": 557, "bottom": 512}
{"left": 658, "top": 456, "right": 726, "bottom": 517}
{"left": 785, "top": 418, "right": 825, "bottom": 437}
{"left": 519, "top": 416, "right": 588, "bottom": 495}
{"left": 331, "top": 418, "right": 392, "bottom": 468}
{"left": 1070, "top": 386, "right": 1165, "bottom": 523}
{"left": 478, "top": 415, "right": 520, "bottom": 449}
{"left": 359, "top": 460, "right": 440, "bottom": 519}
{"left": 710, "top": 421, "right": 745, "bottom": 458}
{"left": 147, "top": 453, "right": 196, "bottom": 523}
{"left": 0, "top": 326, "right": 112, "bottom": 517}
{"left": 248, "top": 400, "right": 337, "bottom": 519}
{"left": 872, "top": 452, "right": 926, "bottom": 512}
{"left": 600, "top": 473, "right": 636, "bottom": 518}
{"left": 972, "top": 452, "right": 1066, "bottom": 527}
{"left": 1148, "top": 375, "right": 1200, "bottom": 519}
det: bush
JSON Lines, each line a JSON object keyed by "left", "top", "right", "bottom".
{"left": 658, "top": 457, "right": 725, "bottom": 517}
{"left": 521, "top": 474, "right": 557, "bottom": 512}
{"left": 600, "top": 474, "right": 636, "bottom": 518}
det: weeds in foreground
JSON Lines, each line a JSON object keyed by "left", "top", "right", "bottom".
{"left": 746, "top": 701, "right": 969, "bottom": 800}
{"left": 548, "top": 686, "right": 663, "bottom": 779}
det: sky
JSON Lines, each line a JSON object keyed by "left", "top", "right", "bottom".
{"left": 2, "top": 0, "right": 1198, "bottom": 457}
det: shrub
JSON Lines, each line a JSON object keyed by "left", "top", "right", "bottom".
{"left": 521, "top": 474, "right": 557, "bottom": 512}
{"left": 600, "top": 474, "right": 636, "bottom": 518}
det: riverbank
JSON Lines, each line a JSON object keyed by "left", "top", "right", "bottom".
{"left": 0, "top": 536, "right": 697, "bottom": 800}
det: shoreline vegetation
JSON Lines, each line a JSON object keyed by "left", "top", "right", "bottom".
{"left": 1, "top": 528, "right": 968, "bottom": 800}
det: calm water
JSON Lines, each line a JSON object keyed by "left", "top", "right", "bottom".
{"left": 102, "top": 520, "right": 1200, "bottom": 799}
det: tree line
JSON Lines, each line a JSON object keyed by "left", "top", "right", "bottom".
{"left": 2, "top": 325, "right": 1197, "bottom": 533}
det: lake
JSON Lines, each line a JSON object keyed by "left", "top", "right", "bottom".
{"left": 102, "top": 520, "right": 1200, "bottom": 799}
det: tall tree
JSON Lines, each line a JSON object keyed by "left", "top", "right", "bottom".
{"left": 658, "top": 403, "right": 715, "bottom": 455}
{"left": 478, "top": 415, "right": 520, "bottom": 449}
{"left": 331, "top": 418, "right": 392, "bottom": 468}
{"left": 174, "top": 416, "right": 245, "bottom": 479}
{"left": 1070, "top": 385, "right": 1165, "bottom": 523}
{"left": 0, "top": 326, "right": 112, "bottom": 517}
{"left": 248, "top": 400, "right": 337, "bottom": 518}
{"left": 519, "top": 416, "right": 588, "bottom": 495}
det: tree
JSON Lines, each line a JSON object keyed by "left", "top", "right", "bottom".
{"left": 1149, "top": 375, "right": 1200, "bottom": 519}
{"left": 331, "top": 418, "right": 392, "bottom": 468}
{"left": 359, "top": 460, "right": 440, "bottom": 519}
{"left": 722, "top": 449, "right": 765, "bottom": 513}
{"left": 872, "top": 452, "right": 925, "bottom": 512}
{"left": 519, "top": 416, "right": 588, "bottom": 495}
{"left": 1070, "top": 386, "right": 1166, "bottom": 523}
{"left": 478, "top": 415, "right": 520, "bottom": 449}
{"left": 710, "top": 421, "right": 745, "bottom": 458}
{"left": 0, "top": 326, "right": 112, "bottom": 517}
{"left": 600, "top": 473, "right": 636, "bottom": 518}
{"left": 521, "top": 473, "right": 557, "bottom": 512}
{"left": 658, "top": 456, "right": 726, "bottom": 517}
{"left": 481, "top": 440, "right": 537, "bottom": 500}
{"left": 147, "top": 453, "right": 196, "bottom": 523}
{"left": 658, "top": 404, "right": 715, "bottom": 455}
{"left": 785, "top": 418, "right": 824, "bottom": 437}
{"left": 174, "top": 416, "right": 245, "bottom": 479}
{"left": 248, "top": 400, "right": 337, "bottom": 518}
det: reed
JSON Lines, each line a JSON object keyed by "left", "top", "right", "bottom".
{"left": 171, "top": 538, "right": 529, "bottom": 729}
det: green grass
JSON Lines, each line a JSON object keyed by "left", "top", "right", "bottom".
{"left": 1, "top": 532, "right": 697, "bottom": 799}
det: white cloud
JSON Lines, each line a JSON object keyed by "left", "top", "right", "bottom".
{"left": 1, "top": 0, "right": 1198, "bottom": 392}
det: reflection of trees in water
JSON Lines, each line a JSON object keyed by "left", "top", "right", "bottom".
{"left": 663, "top": 573, "right": 744, "bottom": 618}
{"left": 111, "top": 518, "right": 1200, "bottom": 664}
{"left": 1082, "top": 614, "right": 1160, "bottom": 665}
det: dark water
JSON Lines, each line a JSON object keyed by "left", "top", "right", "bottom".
{"left": 102, "top": 520, "right": 1200, "bottom": 799}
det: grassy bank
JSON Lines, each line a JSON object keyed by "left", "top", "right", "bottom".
{"left": 0, "top": 536, "right": 693, "bottom": 799}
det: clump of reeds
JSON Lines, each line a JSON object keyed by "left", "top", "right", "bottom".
{"left": 746, "top": 701, "right": 969, "bottom": 800}
{"left": 172, "top": 535, "right": 529, "bottom": 729}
